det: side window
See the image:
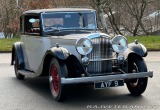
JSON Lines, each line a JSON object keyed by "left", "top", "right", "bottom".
{"left": 24, "top": 16, "right": 41, "bottom": 36}
{"left": 87, "top": 13, "right": 96, "bottom": 29}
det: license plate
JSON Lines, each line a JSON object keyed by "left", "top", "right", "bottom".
{"left": 94, "top": 80, "right": 124, "bottom": 89}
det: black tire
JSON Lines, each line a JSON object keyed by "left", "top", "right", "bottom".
{"left": 14, "top": 53, "right": 25, "bottom": 80}
{"left": 49, "top": 58, "right": 68, "bottom": 102}
{"left": 126, "top": 56, "right": 148, "bottom": 96}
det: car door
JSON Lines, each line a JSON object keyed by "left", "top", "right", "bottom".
{"left": 22, "top": 35, "right": 43, "bottom": 72}
{"left": 21, "top": 16, "right": 44, "bottom": 72}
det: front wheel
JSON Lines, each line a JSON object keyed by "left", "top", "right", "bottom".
{"left": 126, "top": 56, "right": 148, "bottom": 96}
{"left": 49, "top": 58, "right": 68, "bottom": 101}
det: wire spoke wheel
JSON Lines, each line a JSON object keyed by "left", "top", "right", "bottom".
{"left": 49, "top": 58, "right": 68, "bottom": 101}
{"left": 126, "top": 56, "right": 148, "bottom": 96}
{"left": 129, "top": 64, "right": 139, "bottom": 87}
{"left": 51, "top": 64, "right": 59, "bottom": 94}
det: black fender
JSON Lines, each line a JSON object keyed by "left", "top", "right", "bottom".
{"left": 41, "top": 47, "right": 86, "bottom": 77}
{"left": 11, "top": 42, "right": 25, "bottom": 69}
{"left": 128, "top": 41, "right": 147, "bottom": 57}
{"left": 121, "top": 41, "right": 147, "bottom": 73}
{"left": 65, "top": 55, "right": 87, "bottom": 78}
{"left": 45, "top": 47, "right": 69, "bottom": 60}
{"left": 41, "top": 46, "right": 69, "bottom": 77}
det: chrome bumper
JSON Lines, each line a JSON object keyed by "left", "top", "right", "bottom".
{"left": 61, "top": 71, "right": 153, "bottom": 84}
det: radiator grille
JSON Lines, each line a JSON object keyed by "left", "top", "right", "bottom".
{"left": 87, "top": 37, "right": 112, "bottom": 74}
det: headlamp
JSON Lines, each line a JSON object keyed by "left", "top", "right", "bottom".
{"left": 112, "top": 35, "right": 128, "bottom": 53}
{"left": 76, "top": 38, "right": 92, "bottom": 55}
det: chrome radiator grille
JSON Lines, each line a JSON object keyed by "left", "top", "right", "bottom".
{"left": 87, "top": 37, "right": 112, "bottom": 74}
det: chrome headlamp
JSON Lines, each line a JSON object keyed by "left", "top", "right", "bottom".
{"left": 76, "top": 38, "right": 92, "bottom": 55}
{"left": 112, "top": 35, "right": 128, "bottom": 53}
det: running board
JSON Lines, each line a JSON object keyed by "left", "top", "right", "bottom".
{"left": 18, "top": 70, "right": 35, "bottom": 77}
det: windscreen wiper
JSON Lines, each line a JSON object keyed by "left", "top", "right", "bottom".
{"left": 44, "top": 27, "right": 62, "bottom": 35}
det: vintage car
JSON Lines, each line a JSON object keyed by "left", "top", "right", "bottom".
{"left": 11, "top": 8, "right": 153, "bottom": 101}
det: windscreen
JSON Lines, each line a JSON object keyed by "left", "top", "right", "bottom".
{"left": 42, "top": 12, "right": 97, "bottom": 32}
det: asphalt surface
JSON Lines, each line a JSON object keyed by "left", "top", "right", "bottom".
{"left": 0, "top": 52, "right": 160, "bottom": 110}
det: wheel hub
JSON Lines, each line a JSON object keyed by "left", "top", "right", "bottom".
{"left": 51, "top": 64, "right": 59, "bottom": 94}
{"left": 130, "top": 79, "right": 138, "bottom": 87}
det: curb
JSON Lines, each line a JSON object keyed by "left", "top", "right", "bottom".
{"left": 0, "top": 51, "right": 11, "bottom": 53}
{"left": 0, "top": 50, "right": 160, "bottom": 53}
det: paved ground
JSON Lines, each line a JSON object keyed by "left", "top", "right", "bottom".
{"left": 144, "top": 51, "right": 160, "bottom": 62}
{"left": 0, "top": 52, "right": 160, "bottom": 110}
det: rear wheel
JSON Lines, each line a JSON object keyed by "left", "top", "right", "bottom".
{"left": 14, "top": 53, "right": 25, "bottom": 80}
{"left": 49, "top": 58, "right": 68, "bottom": 101}
{"left": 126, "top": 56, "right": 148, "bottom": 96}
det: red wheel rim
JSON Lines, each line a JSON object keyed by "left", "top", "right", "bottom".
{"left": 51, "top": 64, "right": 59, "bottom": 94}
{"left": 130, "top": 79, "right": 138, "bottom": 87}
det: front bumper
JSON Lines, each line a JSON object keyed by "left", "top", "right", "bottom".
{"left": 60, "top": 71, "right": 153, "bottom": 84}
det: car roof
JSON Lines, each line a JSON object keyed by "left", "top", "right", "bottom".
{"left": 22, "top": 8, "right": 96, "bottom": 15}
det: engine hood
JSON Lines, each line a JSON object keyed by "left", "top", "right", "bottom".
{"left": 48, "top": 31, "right": 111, "bottom": 63}
{"left": 51, "top": 33, "right": 91, "bottom": 40}
{"left": 50, "top": 32, "right": 110, "bottom": 41}
{"left": 49, "top": 32, "right": 111, "bottom": 57}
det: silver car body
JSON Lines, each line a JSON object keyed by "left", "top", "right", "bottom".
{"left": 17, "top": 8, "right": 97, "bottom": 77}
{"left": 21, "top": 33, "right": 105, "bottom": 77}
{"left": 11, "top": 8, "right": 153, "bottom": 82}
